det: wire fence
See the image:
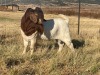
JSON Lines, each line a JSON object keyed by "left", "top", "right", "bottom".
{"left": 0, "top": 0, "right": 100, "bottom": 18}
{"left": 0, "top": 0, "right": 100, "bottom": 39}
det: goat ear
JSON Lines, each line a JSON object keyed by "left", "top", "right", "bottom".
{"left": 30, "top": 14, "right": 38, "bottom": 23}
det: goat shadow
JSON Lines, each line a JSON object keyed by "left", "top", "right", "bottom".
{"left": 72, "top": 39, "right": 85, "bottom": 49}
{"left": 43, "top": 19, "right": 54, "bottom": 39}
{"left": 43, "top": 39, "right": 85, "bottom": 51}
{"left": 53, "top": 39, "right": 85, "bottom": 49}
{"left": 37, "top": 39, "right": 85, "bottom": 52}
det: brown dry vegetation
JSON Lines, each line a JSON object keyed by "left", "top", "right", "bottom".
{"left": 42, "top": 7, "right": 100, "bottom": 19}
{"left": 0, "top": 11, "right": 100, "bottom": 75}
{"left": 1, "top": 4, "right": 100, "bottom": 18}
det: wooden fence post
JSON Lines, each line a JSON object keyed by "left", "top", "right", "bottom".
{"left": 78, "top": 0, "right": 81, "bottom": 35}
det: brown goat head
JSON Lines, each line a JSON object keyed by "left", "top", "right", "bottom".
{"left": 21, "top": 8, "right": 44, "bottom": 36}
{"left": 23, "top": 7, "right": 44, "bottom": 24}
{"left": 24, "top": 8, "right": 38, "bottom": 23}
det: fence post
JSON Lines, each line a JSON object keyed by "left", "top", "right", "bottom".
{"left": 78, "top": 0, "right": 81, "bottom": 35}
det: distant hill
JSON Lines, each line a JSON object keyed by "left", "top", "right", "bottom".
{"left": 0, "top": 0, "right": 100, "bottom": 6}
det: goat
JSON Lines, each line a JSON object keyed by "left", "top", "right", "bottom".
{"left": 21, "top": 7, "right": 74, "bottom": 55}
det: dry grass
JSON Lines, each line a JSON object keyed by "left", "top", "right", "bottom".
{"left": 42, "top": 7, "right": 100, "bottom": 19}
{"left": 0, "top": 11, "right": 100, "bottom": 75}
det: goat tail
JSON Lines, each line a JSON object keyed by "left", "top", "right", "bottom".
{"left": 59, "top": 14, "right": 69, "bottom": 23}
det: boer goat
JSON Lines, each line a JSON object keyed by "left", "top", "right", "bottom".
{"left": 21, "top": 7, "right": 74, "bottom": 55}
{"left": 21, "top": 8, "right": 44, "bottom": 55}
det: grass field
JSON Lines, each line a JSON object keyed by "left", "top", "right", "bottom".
{"left": 0, "top": 11, "right": 100, "bottom": 75}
